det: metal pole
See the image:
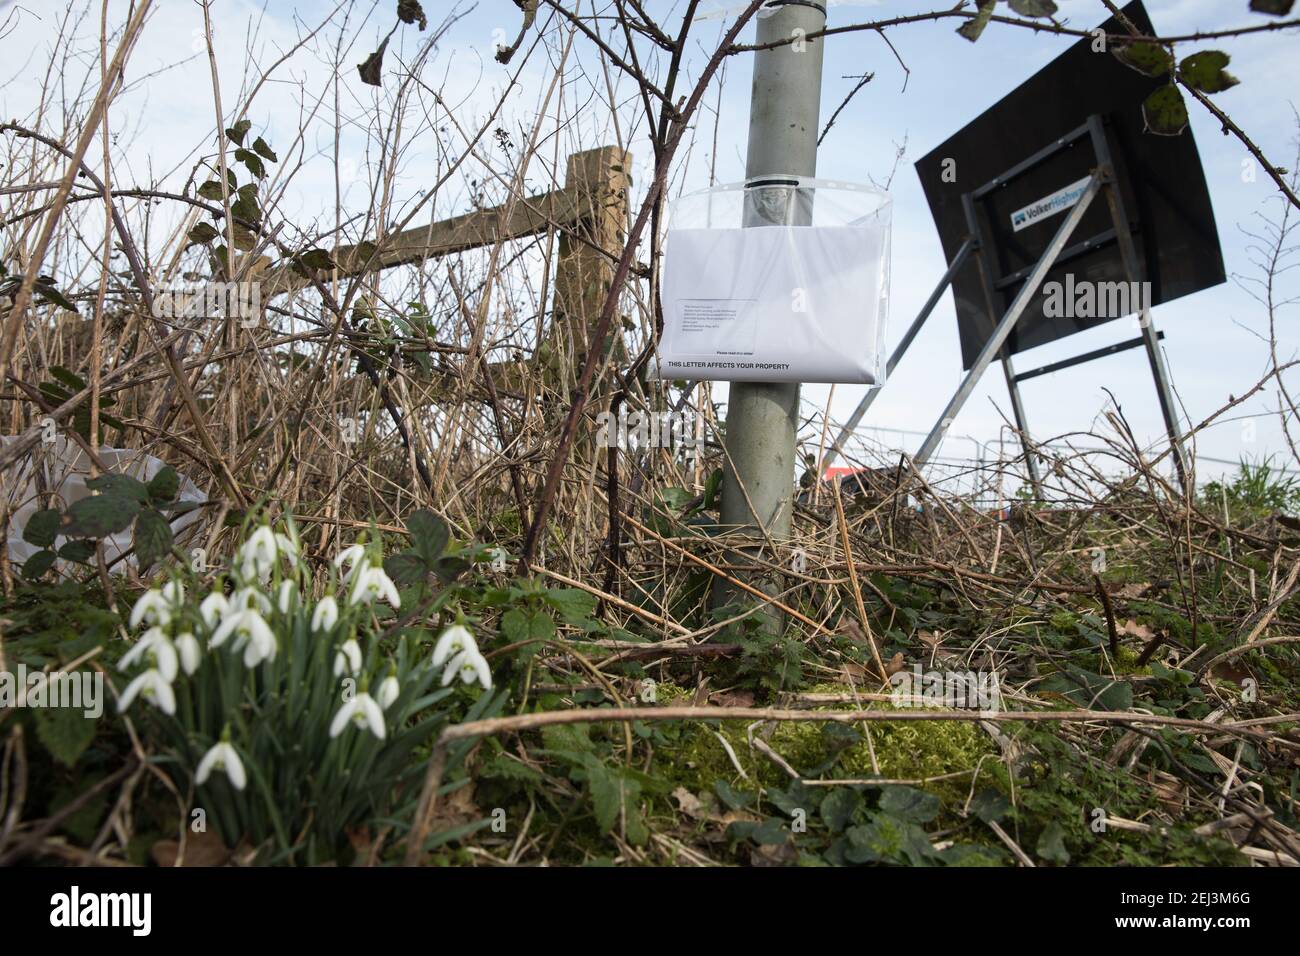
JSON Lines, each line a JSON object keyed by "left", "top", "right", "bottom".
{"left": 715, "top": 2, "right": 825, "bottom": 597}
{"left": 914, "top": 171, "right": 1104, "bottom": 469}
{"left": 822, "top": 236, "right": 975, "bottom": 471}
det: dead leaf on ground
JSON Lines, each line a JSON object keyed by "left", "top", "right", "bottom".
{"left": 151, "top": 829, "right": 230, "bottom": 867}
{"left": 750, "top": 840, "right": 798, "bottom": 867}
{"left": 1120, "top": 618, "right": 1155, "bottom": 640}
{"left": 672, "top": 787, "right": 709, "bottom": 820}
{"left": 1116, "top": 582, "right": 1152, "bottom": 600}
{"left": 709, "top": 688, "right": 755, "bottom": 708}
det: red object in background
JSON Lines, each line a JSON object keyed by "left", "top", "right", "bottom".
{"left": 823, "top": 466, "right": 864, "bottom": 482}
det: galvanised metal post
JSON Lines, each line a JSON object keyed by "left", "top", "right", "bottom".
{"left": 713, "top": 0, "right": 825, "bottom": 609}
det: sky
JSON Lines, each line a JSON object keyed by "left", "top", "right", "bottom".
{"left": 1, "top": 0, "right": 1297, "bottom": 489}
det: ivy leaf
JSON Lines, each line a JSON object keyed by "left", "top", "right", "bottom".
{"left": 225, "top": 119, "right": 252, "bottom": 145}
{"left": 133, "top": 509, "right": 173, "bottom": 569}
{"left": 878, "top": 786, "right": 940, "bottom": 824}
{"left": 956, "top": 0, "right": 996, "bottom": 42}
{"left": 1036, "top": 820, "right": 1071, "bottom": 864}
{"left": 1007, "top": 0, "right": 1058, "bottom": 16}
{"left": 1179, "top": 50, "right": 1239, "bottom": 94}
{"left": 147, "top": 466, "right": 180, "bottom": 503}
{"left": 1113, "top": 39, "right": 1173, "bottom": 77}
{"left": 66, "top": 495, "right": 142, "bottom": 537}
{"left": 23, "top": 509, "right": 62, "bottom": 548}
{"left": 1142, "top": 85, "right": 1190, "bottom": 136}
{"left": 1250, "top": 0, "right": 1294, "bottom": 14}
{"left": 357, "top": 37, "right": 389, "bottom": 87}
{"left": 969, "top": 788, "right": 1011, "bottom": 824}
{"left": 251, "top": 136, "right": 278, "bottom": 163}
{"left": 21, "top": 549, "right": 56, "bottom": 580}
{"left": 397, "top": 0, "right": 427, "bottom": 30}
{"left": 819, "top": 787, "right": 863, "bottom": 833}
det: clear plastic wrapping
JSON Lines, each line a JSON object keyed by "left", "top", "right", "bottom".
{"left": 652, "top": 177, "right": 891, "bottom": 385}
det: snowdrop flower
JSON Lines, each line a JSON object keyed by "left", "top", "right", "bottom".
{"left": 377, "top": 669, "right": 400, "bottom": 710}
{"left": 349, "top": 565, "right": 400, "bottom": 609}
{"left": 195, "top": 737, "right": 246, "bottom": 791}
{"left": 199, "top": 592, "right": 229, "bottom": 629}
{"left": 175, "top": 632, "right": 201, "bottom": 676}
{"left": 333, "top": 544, "right": 368, "bottom": 582}
{"left": 230, "top": 586, "right": 272, "bottom": 615}
{"left": 118, "top": 669, "right": 176, "bottom": 715}
{"left": 443, "top": 646, "right": 492, "bottom": 690}
{"left": 129, "top": 589, "right": 173, "bottom": 629}
{"left": 333, "top": 638, "right": 362, "bottom": 676}
{"left": 329, "top": 692, "right": 386, "bottom": 740}
{"left": 119, "top": 627, "right": 179, "bottom": 682}
{"left": 277, "top": 579, "right": 297, "bottom": 615}
{"left": 162, "top": 580, "right": 185, "bottom": 606}
{"left": 211, "top": 606, "right": 277, "bottom": 667}
{"left": 311, "top": 594, "right": 339, "bottom": 633}
{"left": 432, "top": 624, "right": 476, "bottom": 669}
{"left": 239, "top": 525, "right": 280, "bottom": 581}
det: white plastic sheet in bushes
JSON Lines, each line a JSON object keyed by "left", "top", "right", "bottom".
{"left": 652, "top": 177, "right": 891, "bottom": 385}
{"left": 2, "top": 436, "right": 205, "bottom": 574}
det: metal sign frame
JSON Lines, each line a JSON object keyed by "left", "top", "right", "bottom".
{"left": 826, "top": 115, "right": 1189, "bottom": 494}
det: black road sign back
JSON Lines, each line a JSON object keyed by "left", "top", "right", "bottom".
{"left": 914, "top": 0, "right": 1225, "bottom": 370}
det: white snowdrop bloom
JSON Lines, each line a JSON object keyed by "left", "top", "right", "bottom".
{"left": 333, "top": 638, "right": 362, "bottom": 676}
{"left": 311, "top": 595, "right": 339, "bottom": 633}
{"left": 118, "top": 669, "right": 176, "bottom": 715}
{"left": 230, "top": 586, "right": 272, "bottom": 615}
{"left": 129, "top": 589, "right": 172, "bottom": 629}
{"left": 119, "top": 627, "right": 179, "bottom": 682}
{"left": 161, "top": 580, "right": 186, "bottom": 606}
{"left": 210, "top": 605, "right": 276, "bottom": 669}
{"left": 349, "top": 565, "right": 400, "bottom": 609}
{"left": 199, "top": 592, "right": 229, "bottom": 629}
{"left": 195, "top": 741, "right": 246, "bottom": 791}
{"left": 443, "top": 647, "right": 492, "bottom": 690}
{"left": 332, "top": 544, "right": 368, "bottom": 582}
{"left": 277, "top": 579, "right": 297, "bottom": 615}
{"left": 329, "top": 692, "right": 386, "bottom": 740}
{"left": 432, "top": 624, "right": 477, "bottom": 669}
{"left": 377, "top": 673, "right": 400, "bottom": 710}
{"left": 175, "top": 632, "right": 201, "bottom": 676}
{"left": 275, "top": 531, "right": 299, "bottom": 564}
{"left": 239, "top": 526, "right": 280, "bottom": 581}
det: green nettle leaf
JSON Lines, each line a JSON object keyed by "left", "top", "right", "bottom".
{"left": 1036, "top": 820, "right": 1071, "bottom": 864}
{"left": 225, "top": 119, "right": 252, "bottom": 145}
{"left": 58, "top": 540, "right": 96, "bottom": 563}
{"left": 358, "top": 37, "right": 389, "bottom": 86}
{"left": 86, "top": 473, "right": 150, "bottom": 502}
{"left": 543, "top": 587, "right": 597, "bottom": 624}
{"left": 133, "top": 509, "right": 173, "bottom": 569}
{"left": 23, "top": 508, "right": 62, "bottom": 548}
{"left": 147, "top": 466, "right": 180, "bottom": 503}
{"left": 251, "top": 136, "right": 278, "bottom": 163}
{"left": 1179, "top": 50, "right": 1239, "bottom": 93}
{"left": 407, "top": 509, "right": 449, "bottom": 564}
{"left": 66, "top": 494, "right": 142, "bottom": 537}
{"left": 956, "top": 0, "right": 996, "bottom": 42}
{"left": 1250, "top": 0, "right": 1294, "bottom": 14}
{"left": 187, "top": 222, "right": 219, "bottom": 245}
{"left": 1113, "top": 40, "right": 1174, "bottom": 77}
{"left": 33, "top": 703, "right": 97, "bottom": 768}
{"left": 878, "top": 786, "right": 941, "bottom": 824}
{"left": 1007, "top": 0, "right": 1058, "bottom": 16}
{"left": 22, "top": 549, "right": 57, "bottom": 579}
{"left": 233, "top": 148, "right": 266, "bottom": 179}
{"left": 397, "top": 0, "right": 427, "bottom": 30}
{"left": 1142, "top": 85, "right": 1189, "bottom": 136}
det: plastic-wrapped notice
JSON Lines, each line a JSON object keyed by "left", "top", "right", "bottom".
{"left": 651, "top": 177, "right": 891, "bottom": 385}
